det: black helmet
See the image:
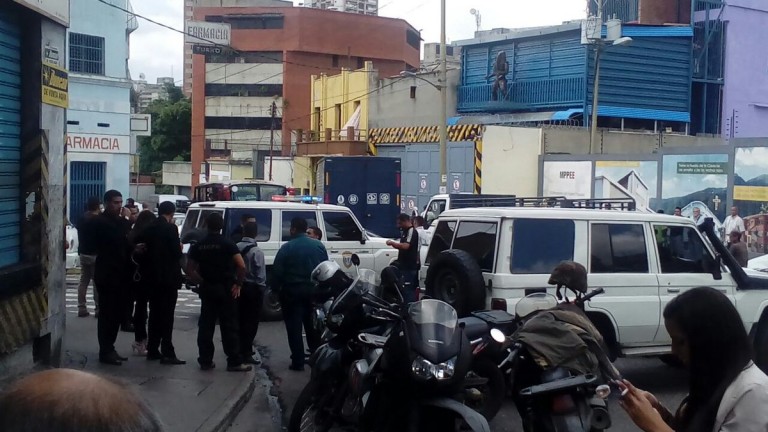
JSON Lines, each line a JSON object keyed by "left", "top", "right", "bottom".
{"left": 548, "top": 261, "right": 588, "bottom": 294}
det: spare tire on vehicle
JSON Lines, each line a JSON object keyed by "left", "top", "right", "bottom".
{"left": 425, "top": 249, "right": 486, "bottom": 317}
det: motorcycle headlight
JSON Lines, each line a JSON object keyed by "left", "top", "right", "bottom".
{"left": 411, "top": 356, "right": 456, "bottom": 380}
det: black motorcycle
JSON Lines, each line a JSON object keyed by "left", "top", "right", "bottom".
{"left": 498, "top": 261, "right": 621, "bottom": 432}
{"left": 289, "top": 259, "right": 490, "bottom": 432}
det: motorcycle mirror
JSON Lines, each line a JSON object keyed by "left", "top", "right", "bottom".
{"left": 490, "top": 328, "right": 506, "bottom": 344}
{"left": 351, "top": 254, "right": 361, "bottom": 267}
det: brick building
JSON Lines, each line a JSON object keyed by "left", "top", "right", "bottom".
{"left": 189, "top": 6, "right": 420, "bottom": 187}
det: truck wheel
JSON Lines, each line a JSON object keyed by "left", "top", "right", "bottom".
{"left": 755, "top": 318, "right": 768, "bottom": 373}
{"left": 261, "top": 270, "right": 282, "bottom": 321}
{"left": 425, "top": 249, "right": 486, "bottom": 317}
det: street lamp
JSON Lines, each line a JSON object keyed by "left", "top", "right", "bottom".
{"left": 589, "top": 36, "right": 633, "bottom": 154}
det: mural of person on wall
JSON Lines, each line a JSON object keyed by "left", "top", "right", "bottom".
{"left": 486, "top": 51, "right": 509, "bottom": 101}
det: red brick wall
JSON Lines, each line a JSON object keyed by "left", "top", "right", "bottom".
{"left": 639, "top": 0, "right": 691, "bottom": 25}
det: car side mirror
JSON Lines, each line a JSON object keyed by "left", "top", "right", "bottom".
{"left": 351, "top": 254, "right": 361, "bottom": 267}
{"left": 360, "top": 229, "right": 367, "bottom": 245}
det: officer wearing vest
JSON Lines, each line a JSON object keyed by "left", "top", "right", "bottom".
{"left": 236, "top": 222, "right": 266, "bottom": 365}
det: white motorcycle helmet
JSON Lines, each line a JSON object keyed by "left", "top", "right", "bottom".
{"left": 311, "top": 260, "right": 341, "bottom": 283}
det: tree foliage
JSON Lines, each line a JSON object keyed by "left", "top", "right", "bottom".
{"left": 138, "top": 84, "right": 191, "bottom": 175}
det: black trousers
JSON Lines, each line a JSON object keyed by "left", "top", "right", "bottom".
{"left": 96, "top": 281, "right": 126, "bottom": 357}
{"left": 133, "top": 286, "right": 149, "bottom": 342}
{"left": 239, "top": 283, "right": 264, "bottom": 357}
{"left": 148, "top": 286, "right": 178, "bottom": 357}
{"left": 197, "top": 283, "right": 242, "bottom": 367}
{"left": 282, "top": 292, "right": 318, "bottom": 368}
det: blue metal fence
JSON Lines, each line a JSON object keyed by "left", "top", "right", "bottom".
{"left": 0, "top": 8, "right": 21, "bottom": 268}
{"left": 458, "top": 77, "right": 585, "bottom": 113}
{"left": 69, "top": 162, "right": 106, "bottom": 227}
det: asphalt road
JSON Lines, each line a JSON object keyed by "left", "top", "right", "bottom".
{"left": 254, "top": 320, "right": 689, "bottom": 432}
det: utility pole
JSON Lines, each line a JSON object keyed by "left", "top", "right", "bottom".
{"left": 439, "top": 0, "right": 448, "bottom": 193}
{"left": 268, "top": 100, "right": 276, "bottom": 181}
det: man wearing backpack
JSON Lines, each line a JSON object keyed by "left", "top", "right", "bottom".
{"left": 236, "top": 222, "right": 266, "bottom": 365}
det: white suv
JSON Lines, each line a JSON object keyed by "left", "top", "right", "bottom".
{"left": 420, "top": 200, "right": 768, "bottom": 367}
{"left": 181, "top": 201, "right": 397, "bottom": 320}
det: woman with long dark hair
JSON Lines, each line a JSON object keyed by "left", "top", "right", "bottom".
{"left": 619, "top": 286, "right": 768, "bottom": 431}
{"left": 127, "top": 210, "right": 157, "bottom": 356}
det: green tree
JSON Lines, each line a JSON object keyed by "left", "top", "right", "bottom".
{"left": 139, "top": 86, "right": 191, "bottom": 175}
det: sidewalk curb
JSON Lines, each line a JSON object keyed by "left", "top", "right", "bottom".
{"left": 197, "top": 369, "right": 257, "bottom": 432}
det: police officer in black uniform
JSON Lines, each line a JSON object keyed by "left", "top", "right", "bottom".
{"left": 185, "top": 212, "right": 251, "bottom": 372}
{"left": 386, "top": 213, "right": 420, "bottom": 303}
{"left": 92, "top": 190, "right": 133, "bottom": 365}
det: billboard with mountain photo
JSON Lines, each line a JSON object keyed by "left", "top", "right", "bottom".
{"left": 658, "top": 154, "right": 729, "bottom": 225}
{"left": 734, "top": 147, "right": 768, "bottom": 255}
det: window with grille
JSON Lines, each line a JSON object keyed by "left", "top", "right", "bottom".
{"left": 69, "top": 33, "right": 105, "bottom": 75}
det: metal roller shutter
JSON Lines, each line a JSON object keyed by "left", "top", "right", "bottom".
{"left": 0, "top": 7, "right": 21, "bottom": 268}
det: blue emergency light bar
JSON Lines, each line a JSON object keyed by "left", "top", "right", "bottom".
{"left": 272, "top": 195, "right": 322, "bottom": 204}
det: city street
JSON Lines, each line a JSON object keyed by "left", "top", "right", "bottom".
{"left": 65, "top": 275, "right": 688, "bottom": 431}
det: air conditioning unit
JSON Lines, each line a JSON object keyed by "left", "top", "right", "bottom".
{"left": 581, "top": 16, "right": 601, "bottom": 44}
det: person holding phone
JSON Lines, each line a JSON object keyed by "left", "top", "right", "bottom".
{"left": 618, "top": 287, "right": 768, "bottom": 432}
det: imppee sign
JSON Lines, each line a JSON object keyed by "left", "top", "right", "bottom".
{"left": 41, "top": 63, "right": 68, "bottom": 108}
{"left": 66, "top": 134, "right": 129, "bottom": 154}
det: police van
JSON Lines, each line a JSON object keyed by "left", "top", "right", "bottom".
{"left": 180, "top": 197, "right": 397, "bottom": 320}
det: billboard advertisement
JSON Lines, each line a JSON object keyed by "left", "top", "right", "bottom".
{"left": 734, "top": 147, "right": 768, "bottom": 255}
{"left": 542, "top": 161, "right": 592, "bottom": 199}
{"left": 659, "top": 154, "right": 729, "bottom": 231}
{"left": 594, "top": 161, "right": 658, "bottom": 210}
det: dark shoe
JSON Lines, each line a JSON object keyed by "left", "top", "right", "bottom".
{"left": 227, "top": 364, "right": 253, "bottom": 372}
{"left": 161, "top": 357, "right": 187, "bottom": 365}
{"left": 99, "top": 354, "right": 123, "bottom": 366}
{"left": 121, "top": 323, "right": 135, "bottom": 333}
{"left": 78, "top": 310, "right": 90, "bottom": 317}
{"left": 289, "top": 364, "right": 305, "bottom": 372}
{"left": 146, "top": 352, "right": 162, "bottom": 361}
{"left": 243, "top": 356, "right": 262, "bottom": 365}
{"left": 116, "top": 353, "right": 129, "bottom": 362}
{"left": 200, "top": 362, "right": 216, "bottom": 371}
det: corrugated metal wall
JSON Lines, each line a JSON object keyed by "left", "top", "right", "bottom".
{"left": 377, "top": 143, "right": 474, "bottom": 213}
{"left": 0, "top": 8, "right": 21, "bottom": 268}
{"left": 586, "top": 34, "right": 692, "bottom": 121}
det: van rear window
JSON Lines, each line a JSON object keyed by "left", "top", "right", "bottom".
{"left": 511, "top": 219, "right": 575, "bottom": 274}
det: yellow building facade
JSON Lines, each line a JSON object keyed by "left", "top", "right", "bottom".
{"left": 310, "top": 61, "right": 375, "bottom": 138}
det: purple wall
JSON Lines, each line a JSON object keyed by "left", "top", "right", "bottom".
{"left": 719, "top": 1, "right": 768, "bottom": 138}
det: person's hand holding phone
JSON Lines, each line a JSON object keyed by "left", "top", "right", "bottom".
{"left": 617, "top": 379, "right": 673, "bottom": 432}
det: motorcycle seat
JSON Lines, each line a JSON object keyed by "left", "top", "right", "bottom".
{"left": 459, "top": 316, "right": 490, "bottom": 340}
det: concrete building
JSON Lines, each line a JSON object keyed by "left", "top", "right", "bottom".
{"left": 310, "top": 61, "right": 376, "bottom": 138}
{"left": 133, "top": 75, "right": 175, "bottom": 112}
{"left": 66, "top": 0, "right": 137, "bottom": 227}
{"left": 182, "top": 0, "right": 293, "bottom": 96}
{"left": 304, "top": 0, "right": 379, "bottom": 16}
{"left": 189, "top": 5, "right": 420, "bottom": 187}
{"left": 369, "top": 68, "right": 460, "bottom": 129}
{"left": 421, "top": 42, "right": 461, "bottom": 69}
{"left": 0, "top": 0, "right": 68, "bottom": 381}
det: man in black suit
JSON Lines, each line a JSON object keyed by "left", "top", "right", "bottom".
{"left": 141, "top": 201, "right": 186, "bottom": 365}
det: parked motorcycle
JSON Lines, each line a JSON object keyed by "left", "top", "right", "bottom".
{"left": 501, "top": 261, "right": 621, "bottom": 432}
{"left": 289, "top": 255, "right": 490, "bottom": 432}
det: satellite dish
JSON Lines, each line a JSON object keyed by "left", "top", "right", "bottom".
{"left": 470, "top": 8, "right": 477, "bottom": 15}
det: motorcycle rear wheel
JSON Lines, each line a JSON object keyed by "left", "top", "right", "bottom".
{"left": 288, "top": 380, "right": 332, "bottom": 432}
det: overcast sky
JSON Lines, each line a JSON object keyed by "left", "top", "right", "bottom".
{"left": 127, "top": 0, "right": 587, "bottom": 83}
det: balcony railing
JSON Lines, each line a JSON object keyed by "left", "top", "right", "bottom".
{"left": 458, "top": 77, "right": 585, "bottom": 113}
{"left": 295, "top": 128, "right": 369, "bottom": 157}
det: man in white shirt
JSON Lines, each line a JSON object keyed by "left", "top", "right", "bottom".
{"left": 691, "top": 207, "right": 705, "bottom": 227}
{"left": 723, "top": 206, "right": 746, "bottom": 244}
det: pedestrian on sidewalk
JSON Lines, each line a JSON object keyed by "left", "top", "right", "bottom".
{"left": 236, "top": 221, "right": 266, "bottom": 365}
{"left": 185, "top": 212, "right": 252, "bottom": 372}
{"left": 76, "top": 196, "right": 101, "bottom": 318}
{"left": 230, "top": 213, "right": 256, "bottom": 243}
{"left": 272, "top": 217, "right": 328, "bottom": 371}
{"left": 92, "top": 190, "right": 133, "bottom": 365}
{"left": 127, "top": 210, "right": 156, "bottom": 356}
{"left": 0, "top": 368, "right": 165, "bottom": 432}
{"left": 141, "top": 201, "right": 186, "bottom": 365}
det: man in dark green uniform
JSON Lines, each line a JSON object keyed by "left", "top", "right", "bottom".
{"left": 273, "top": 217, "right": 329, "bottom": 371}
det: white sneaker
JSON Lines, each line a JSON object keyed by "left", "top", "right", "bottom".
{"left": 132, "top": 340, "right": 148, "bottom": 356}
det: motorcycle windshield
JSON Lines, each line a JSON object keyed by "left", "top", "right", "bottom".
{"left": 407, "top": 300, "right": 460, "bottom": 362}
{"left": 356, "top": 268, "right": 379, "bottom": 294}
{"left": 329, "top": 268, "right": 379, "bottom": 315}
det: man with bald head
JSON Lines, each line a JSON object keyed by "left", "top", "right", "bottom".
{"left": 0, "top": 368, "right": 164, "bottom": 431}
